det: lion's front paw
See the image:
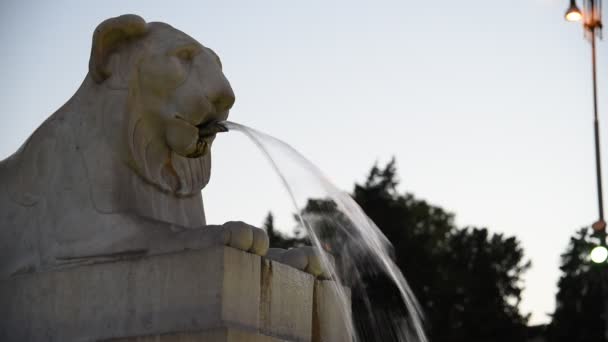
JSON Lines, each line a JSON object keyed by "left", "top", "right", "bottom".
{"left": 221, "top": 221, "right": 269, "bottom": 256}
{"left": 267, "top": 246, "right": 334, "bottom": 279}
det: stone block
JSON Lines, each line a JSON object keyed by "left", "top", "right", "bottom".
{"left": 108, "top": 328, "right": 288, "bottom": 342}
{"left": 0, "top": 247, "right": 261, "bottom": 341}
{"left": 313, "top": 280, "right": 353, "bottom": 342}
{"left": 260, "top": 259, "right": 314, "bottom": 342}
{"left": 0, "top": 246, "right": 352, "bottom": 342}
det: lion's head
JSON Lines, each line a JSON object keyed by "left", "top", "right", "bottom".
{"left": 89, "top": 14, "right": 234, "bottom": 196}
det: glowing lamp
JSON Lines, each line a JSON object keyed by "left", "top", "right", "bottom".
{"left": 565, "top": 0, "right": 583, "bottom": 22}
{"left": 590, "top": 245, "right": 608, "bottom": 263}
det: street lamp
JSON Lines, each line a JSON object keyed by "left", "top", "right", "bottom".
{"left": 564, "top": 0, "right": 605, "bottom": 240}
{"left": 591, "top": 245, "right": 608, "bottom": 263}
{"left": 565, "top": 0, "right": 583, "bottom": 21}
{"left": 565, "top": 3, "right": 605, "bottom": 338}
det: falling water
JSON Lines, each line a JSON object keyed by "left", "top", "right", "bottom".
{"left": 223, "top": 121, "right": 428, "bottom": 342}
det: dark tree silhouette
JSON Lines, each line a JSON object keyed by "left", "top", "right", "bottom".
{"left": 547, "top": 227, "right": 607, "bottom": 342}
{"left": 262, "top": 212, "right": 306, "bottom": 249}
{"left": 263, "top": 159, "right": 531, "bottom": 342}
{"left": 352, "top": 159, "right": 530, "bottom": 342}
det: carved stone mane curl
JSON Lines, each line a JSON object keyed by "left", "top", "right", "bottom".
{"left": 127, "top": 108, "right": 211, "bottom": 196}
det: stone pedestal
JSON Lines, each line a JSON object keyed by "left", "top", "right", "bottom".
{"left": 0, "top": 246, "right": 351, "bottom": 342}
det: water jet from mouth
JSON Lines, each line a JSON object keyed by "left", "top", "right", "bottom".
{"left": 222, "top": 120, "right": 428, "bottom": 342}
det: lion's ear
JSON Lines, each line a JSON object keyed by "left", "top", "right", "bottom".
{"left": 89, "top": 14, "right": 148, "bottom": 83}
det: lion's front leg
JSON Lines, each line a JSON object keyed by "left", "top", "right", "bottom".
{"left": 216, "top": 221, "right": 269, "bottom": 256}
{"left": 266, "top": 246, "right": 334, "bottom": 279}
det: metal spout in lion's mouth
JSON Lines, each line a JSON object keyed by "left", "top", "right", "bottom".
{"left": 197, "top": 121, "right": 229, "bottom": 138}
{"left": 185, "top": 121, "right": 228, "bottom": 159}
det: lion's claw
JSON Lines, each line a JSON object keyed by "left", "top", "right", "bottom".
{"left": 267, "top": 246, "right": 334, "bottom": 279}
{"left": 222, "top": 221, "right": 269, "bottom": 256}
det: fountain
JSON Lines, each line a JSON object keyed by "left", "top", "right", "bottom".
{"left": 0, "top": 14, "right": 426, "bottom": 342}
{"left": 224, "top": 122, "right": 427, "bottom": 342}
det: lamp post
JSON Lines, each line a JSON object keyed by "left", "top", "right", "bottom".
{"left": 565, "top": 0, "right": 605, "bottom": 241}
{"left": 565, "top": 2, "right": 605, "bottom": 338}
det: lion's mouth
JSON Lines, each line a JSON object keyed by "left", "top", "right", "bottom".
{"left": 185, "top": 120, "right": 228, "bottom": 158}
{"left": 197, "top": 120, "right": 228, "bottom": 138}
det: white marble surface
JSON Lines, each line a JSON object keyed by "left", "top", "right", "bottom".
{"left": 0, "top": 246, "right": 349, "bottom": 342}
{"left": 313, "top": 281, "right": 353, "bottom": 342}
{"left": 111, "top": 328, "right": 290, "bottom": 342}
{"left": 260, "top": 258, "right": 314, "bottom": 341}
{"left": 1, "top": 247, "right": 261, "bottom": 341}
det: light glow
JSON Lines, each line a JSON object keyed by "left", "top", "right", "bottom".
{"left": 565, "top": 0, "right": 583, "bottom": 22}
{"left": 590, "top": 245, "right": 608, "bottom": 264}
{"left": 565, "top": 11, "right": 583, "bottom": 22}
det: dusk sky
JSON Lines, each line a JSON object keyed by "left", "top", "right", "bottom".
{"left": 1, "top": 0, "right": 606, "bottom": 324}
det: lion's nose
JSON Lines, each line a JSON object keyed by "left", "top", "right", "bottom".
{"left": 206, "top": 76, "right": 235, "bottom": 114}
{"left": 210, "top": 86, "right": 235, "bottom": 113}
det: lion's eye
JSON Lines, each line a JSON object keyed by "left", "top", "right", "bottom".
{"left": 170, "top": 44, "right": 201, "bottom": 62}
{"left": 176, "top": 49, "right": 194, "bottom": 61}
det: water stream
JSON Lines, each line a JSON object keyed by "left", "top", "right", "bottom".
{"left": 224, "top": 121, "right": 427, "bottom": 342}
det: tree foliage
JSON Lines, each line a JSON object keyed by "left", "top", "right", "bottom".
{"left": 262, "top": 212, "right": 306, "bottom": 249}
{"left": 262, "top": 159, "right": 531, "bottom": 341}
{"left": 353, "top": 159, "right": 530, "bottom": 342}
{"left": 547, "top": 227, "right": 607, "bottom": 342}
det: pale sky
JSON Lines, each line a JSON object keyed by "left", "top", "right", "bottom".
{"left": 1, "top": 0, "right": 606, "bottom": 325}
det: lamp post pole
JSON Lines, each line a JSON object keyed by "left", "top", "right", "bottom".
{"left": 566, "top": 0, "right": 605, "bottom": 239}
{"left": 590, "top": 19, "right": 608, "bottom": 340}
{"left": 591, "top": 25, "right": 604, "bottom": 229}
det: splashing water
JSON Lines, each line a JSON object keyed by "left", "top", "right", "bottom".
{"left": 223, "top": 121, "right": 427, "bottom": 342}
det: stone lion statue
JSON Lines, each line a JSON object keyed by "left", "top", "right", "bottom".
{"left": 0, "top": 14, "right": 324, "bottom": 278}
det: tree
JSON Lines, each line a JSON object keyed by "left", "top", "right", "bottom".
{"left": 263, "top": 159, "right": 531, "bottom": 342}
{"left": 261, "top": 212, "right": 306, "bottom": 249}
{"left": 433, "top": 227, "right": 530, "bottom": 341}
{"left": 547, "top": 227, "right": 607, "bottom": 342}
{"left": 352, "top": 159, "right": 530, "bottom": 342}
